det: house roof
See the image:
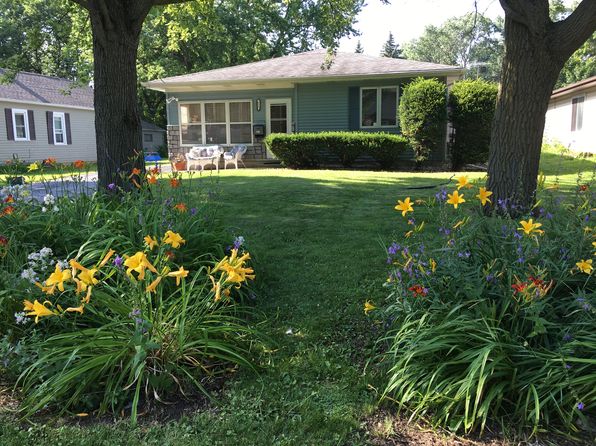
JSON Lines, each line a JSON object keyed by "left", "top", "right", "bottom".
{"left": 142, "top": 120, "right": 165, "bottom": 132}
{"left": 551, "top": 75, "right": 596, "bottom": 100}
{"left": 144, "top": 50, "right": 463, "bottom": 91}
{"left": 0, "top": 69, "right": 94, "bottom": 109}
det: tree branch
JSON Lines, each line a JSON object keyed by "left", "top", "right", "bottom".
{"left": 552, "top": 0, "right": 596, "bottom": 59}
{"left": 152, "top": 0, "right": 192, "bottom": 5}
{"left": 499, "top": 0, "right": 550, "bottom": 34}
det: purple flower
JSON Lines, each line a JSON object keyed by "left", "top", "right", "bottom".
{"left": 164, "top": 197, "right": 174, "bottom": 206}
{"left": 457, "top": 251, "right": 471, "bottom": 259}
{"left": 516, "top": 257, "right": 525, "bottom": 264}
{"left": 129, "top": 308, "right": 141, "bottom": 318}
{"left": 387, "top": 243, "right": 399, "bottom": 256}
{"left": 386, "top": 257, "right": 392, "bottom": 264}
{"left": 107, "top": 183, "right": 116, "bottom": 191}
{"left": 565, "top": 364, "right": 572, "bottom": 369}
{"left": 486, "top": 273, "right": 495, "bottom": 283}
{"left": 233, "top": 235, "right": 245, "bottom": 250}
{"left": 513, "top": 231, "right": 522, "bottom": 240}
{"left": 435, "top": 187, "right": 447, "bottom": 202}
{"left": 563, "top": 333, "right": 573, "bottom": 342}
{"left": 113, "top": 255, "right": 123, "bottom": 268}
{"left": 584, "top": 215, "right": 590, "bottom": 222}
{"left": 408, "top": 218, "right": 416, "bottom": 225}
{"left": 190, "top": 207, "right": 198, "bottom": 216}
{"left": 577, "top": 402, "right": 585, "bottom": 411}
{"left": 545, "top": 212, "right": 553, "bottom": 220}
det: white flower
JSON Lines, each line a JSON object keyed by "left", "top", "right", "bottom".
{"left": 53, "top": 206, "right": 59, "bottom": 212}
{"left": 14, "top": 312, "right": 29, "bottom": 325}
{"left": 41, "top": 207, "right": 47, "bottom": 213}
{"left": 43, "top": 194, "right": 56, "bottom": 205}
{"left": 39, "top": 247, "right": 53, "bottom": 257}
{"left": 20, "top": 268, "right": 38, "bottom": 283}
{"left": 57, "top": 259, "right": 69, "bottom": 269}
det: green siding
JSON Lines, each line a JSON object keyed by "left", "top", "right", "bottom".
{"left": 296, "top": 83, "right": 349, "bottom": 132}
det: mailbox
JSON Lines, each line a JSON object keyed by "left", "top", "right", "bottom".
{"left": 253, "top": 124, "right": 265, "bottom": 137}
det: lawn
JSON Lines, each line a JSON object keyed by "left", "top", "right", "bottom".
{"left": 0, "top": 150, "right": 594, "bottom": 445}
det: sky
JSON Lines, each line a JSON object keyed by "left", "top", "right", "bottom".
{"left": 338, "top": 0, "right": 504, "bottom": 55}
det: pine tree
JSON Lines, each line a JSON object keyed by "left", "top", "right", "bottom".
{"left": 381, "top": 31, "right": 402, "bottom": 58}
{"left": 355, "top": 40, "right": 364, "bottom": 53}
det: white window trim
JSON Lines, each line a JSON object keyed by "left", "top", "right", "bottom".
{"left": 178, "top": 100, "right": 253, "bottom": 146}
{"left": 53, "top": 112, "right": 67, "bottom": 145}
{"left": 12, "top": 108, "right": 30, "bottom": 141}
{"left": 571, "top": 94, "right": 585, "bottom": 133}
{"left": 359, "top": 86, "right": 399, "bottom": 129}
{"left": 265, "top": 98, "right": 292, "bottom": 136}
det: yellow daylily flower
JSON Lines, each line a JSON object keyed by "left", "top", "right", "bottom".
{"left": 209, "top": 275, "right": 223, "bottom": 301}
{"left": 394, "top": 197, "right": 414, "bottom": 217}
{"left": 146, "top": 275, "right": 163, "bottom": 293}
{"left": 98, "top": 249, "right": 115, "bottom": 268}
{"left": 447, "top": 190, "right": 465, "bottom": 209}
{"left": 476, "top": 187, "right": 493, "bottom": 206}
{"left": 163, "top": 230, "right": 185, "bottom": 249}
{"left": 576, "top": 259, "right": 593, "bottom": 274}
{"left": 456, "top": 176, "right": 472, "bottom": 190}
{"left": 27, "top": 162, "right": 40, "bottom": 172}
{"left": 167, "top": 266, "right": 189, "bottom": 286}
{"left": 518, "top": 219, "right": 544, "bottom": 236}
{"left": 453, "top": 219, "right": 466, "bottom": 229}
{"left": 65, "top": 305, "right": 85, "bottom": 314}
{"left": 24, "top": 300, "right": 59, "bottom": 323}
{"left": 144, "top": 235, "right": 158, "bottom": 250}
{"left": 44, "top": 264, "right": 72, "bottom": 293}
{"left": 430, "top": 258, "right": 437, "bottom": 273}
{"left": 123, "top": 251, "right": 158, "bottom": 280}
{"left": 364, "top": 300, "right": 376, "bottom": 315}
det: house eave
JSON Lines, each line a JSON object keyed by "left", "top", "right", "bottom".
{"left": 143, "top": 68, "right": 465, "bottom": 93}
{"left": 0, "top": 97, "right": 94, "bottom": 111}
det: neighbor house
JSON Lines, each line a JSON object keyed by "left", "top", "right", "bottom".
{"left": 142, "top": 120, "right": 166, "bottom": 152}
{"left": 144, "top": 50, "right": 463, "bottom": 164}
{"left": 0, "top": 70, "right": 96, "bottom": 162}
{"left": 544, "top": 75, "right": 596, "bottom": 154}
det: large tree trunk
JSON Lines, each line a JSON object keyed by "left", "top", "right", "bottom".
{"left": 486, "top": 18, "right": 562, "bottom": 210}
{"left": 88, "top": 1, "right": 151, "bottom": 189}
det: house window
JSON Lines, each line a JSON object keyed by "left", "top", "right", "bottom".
{"left": 179, "top": 100, "right": 253, "bottom": 145}
{"left": 144, "top": 133, "right": 153, "bottom": 143}
{"left": 571, "top": 96, "right": 584, "bottom": 132}
{"left": 360, "top": 87, "right": 398, "bottom": 128}
{"left": 53, "top": 112, "right": 66, "bottom": 145}
{"left": 12, "top": 109, "right": 30, "bottom": 141}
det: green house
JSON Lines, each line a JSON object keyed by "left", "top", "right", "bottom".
{"left": 144, "top": 50, "right": 463, "bottom": 164}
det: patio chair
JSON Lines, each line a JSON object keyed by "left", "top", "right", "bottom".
{"left": 185, "top": 145, "right": 222, "bottom": 171}
{"left": 223, "top": 145, "right": 248, "bottom": 170}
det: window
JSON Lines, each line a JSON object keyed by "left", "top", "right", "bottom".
{"left": 571, "top": 96, "right": 584, "bottom": 132}
{"left": 12, "top": 109, "right": 30, "bottom": 141}
{"left": 360, "top": 87, "right": 398, "bottom": 128}
{"left": 53, "top": 112, "right": 66, "bottom": 145}
{"left": 179, "top": 101, "right": 253, "bottom": 145}
{"left": 144, "top": 133, "right": 153, "bottom": 143}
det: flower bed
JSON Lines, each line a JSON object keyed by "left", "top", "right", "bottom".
{"left": 371, "top": 176, "right": 595, "bottom": 435}
{"left": 0, "top": 162, "right": 260, "bottom": 423}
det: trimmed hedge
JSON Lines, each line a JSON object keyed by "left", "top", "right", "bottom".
{"left": 264, "top": 132, "right": 411, "bottom": 169}
{"left": 449, "top": 79, "right": 498, "bottom": 170}
{"left": 399, "top": 77, "right": 447, "bottom": 165}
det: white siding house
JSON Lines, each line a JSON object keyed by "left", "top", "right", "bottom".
{"left": 0, "top": 70, "right": 96, "bottom": 162}
{"left": 544, "top": 75, "right": 596, "bottom": 154}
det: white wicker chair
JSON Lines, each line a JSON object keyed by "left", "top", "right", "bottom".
{"left": 185, "top": 146, "right": 222, "bottom": 171}
{"left": 223, "top": 145, "right": 248, "bottom": 169}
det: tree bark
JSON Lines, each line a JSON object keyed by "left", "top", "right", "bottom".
{"left": 486, "top": 17, "right": 562, "bottom": 210}
{"left": 487, "top": 0, "right": 596, "bottom": 211}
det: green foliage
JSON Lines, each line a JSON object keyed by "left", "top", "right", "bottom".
{"left": 0, "top": 166, "right": 261, "bottom": 422}
{"left": 403, "top": 13, "right": 503, "bottom": 82}
{"left": 377, "top": 179, "right": 596, "bottom": 434}
{"left": 449, "top": 79, "right": 498, "bottom": 169}
{"left": 264, "top": 132, "right": 410, "bottom": 169}
{"left": 380, "top": 31, "right": 402, "bottom": 58}
{"left": 399, "top": 78, "right": 447, "bottom": 164}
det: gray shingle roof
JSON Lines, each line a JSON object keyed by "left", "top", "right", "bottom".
{"left": 142, "top": 120, "right": 165, "bottom": 132}
{"left": 0, "top": 69, "right": 94, "bottom": 109}
{"left": 145, "top": 50, "right": 463, "bottom": 89}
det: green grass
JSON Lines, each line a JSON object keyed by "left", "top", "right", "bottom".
{"left": 0, "top": 149, "right": 594, "bottom": 445}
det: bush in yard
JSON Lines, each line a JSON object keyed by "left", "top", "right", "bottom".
{"left": 264, "top": 132, "right": 410, "bottom": 169}
{"left": 371, "top": 177, "right": 595, "bottom": 435}
{"left": 449, "top": 79, "right": 498, "bottom": 170}
{"left": 0, "top": 162, "right": 261, "bottom": 423}
{"left": 399, "top": 77, "right": 447, "bottom": 165}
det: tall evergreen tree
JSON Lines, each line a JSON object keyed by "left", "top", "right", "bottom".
{"left": 380, "top": 31, "right": 402, "bottom": 58}
{"left": 355, "top": 40, "right": 364, "bottom": 53}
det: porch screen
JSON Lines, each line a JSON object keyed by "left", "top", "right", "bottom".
{"left": 180, "top": 101, "right": 252, "bottom": 145}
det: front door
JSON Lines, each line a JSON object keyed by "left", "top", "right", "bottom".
{"left": 266, "top": 98, "right": 292, "bottom": 159}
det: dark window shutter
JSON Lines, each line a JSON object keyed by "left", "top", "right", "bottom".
{"left": 348, "top": 87, "right": 360, "bottom": 130}
{"left": 27, "top": 110, "right": 36, "bottom": 140}
{"left": 4, "top": 108, "right": 14, "bottom": 141}
{"left": 46, "top": 111, "right": 54, "bottom": 144}
{"left": 65, "top": 113, "right": 72, "bottom": 144}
